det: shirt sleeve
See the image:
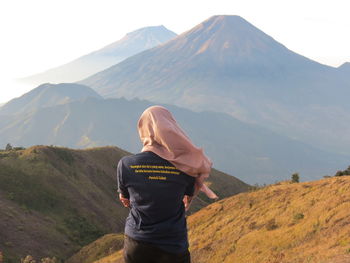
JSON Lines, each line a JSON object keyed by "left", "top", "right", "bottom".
{"left": 117, "top": 159, "right": 130, "bottom": 199}
{"left": 185, "top": 176, "right": 195, "bottom": 196}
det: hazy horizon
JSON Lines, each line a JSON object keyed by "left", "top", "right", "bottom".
{"left": 1, "top": 0, "right": 349, "bottom": 103}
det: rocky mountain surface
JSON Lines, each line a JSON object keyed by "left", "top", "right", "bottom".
{"left": 80, "top": 15, "right": 350, "bottom": 155}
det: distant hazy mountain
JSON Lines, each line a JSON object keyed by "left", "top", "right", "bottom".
{"left": 0, "top": 83, "right": 102, "bottom": 115}
{"left": 21, "top": 26, "right": 177, "bottom": 84}
{"left": 0, "top": 85, "right": 347, "bottom": 183}
{"left": 338, "top": 62, "right": 350, "bottom": 74}
{"left": 80, "top": 15, "right": 350, "bottom": 155}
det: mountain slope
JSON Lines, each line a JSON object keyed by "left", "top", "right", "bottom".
{"left": 338, "top": 62, "right": 350, "bottom": 76}
{"left": 80, "top": 15, "right": 350, "bottom": 155}
{"left": 0, "top": 95, "right": 347, "bottom": 184}
{"left": 0, "top": 83, "right": 102, "bottom": 115}
{"left": 0, "top": 146, "right": 129, "bottom": 262}
{"left": 93, "top": 176, "right": 350, "bottom": 263}
{"left": 188, "top": 177, "right": 350, "bottom": 263}
{"left": 0, "top": 146, "right": 247, "bottom": 262}
{"left": 22, "top": 26, "right": 177, "bottom": 84}
{"left": 65, "top": 167, "right": 251, "bottom": 263}
{"left": 65, "top": 234, "right": 124, "bottom": 263}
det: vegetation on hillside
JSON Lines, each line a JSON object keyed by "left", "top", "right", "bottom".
{"left": 93, "top": 177, "right": 350, "bottom": 263}
{"left": 188, "top": 177, "right": 350, "bottom": 263}
{"left": 0, "top": 145, "right": 247, "bottom": 262}
{"left": 291, "top": 172, "right": 300, "bottom": 183}
{"left": 335, "top": 166, "right": 350, "bottom": 177}
{"left": 20, "top": 255, "right": 58, "bottom": 263}
{"left": 0, "top": 146, "right": 130, "bottom": 262}
{"left": 65, "top": 234, "right": 124, "bottom": 263}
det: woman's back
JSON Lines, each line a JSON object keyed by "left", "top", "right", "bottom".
{"left": 118, "top": 105, "right": 215, "bottom": 263}
{"left": 117, "top": 151, "right": 195, "bottom": 253}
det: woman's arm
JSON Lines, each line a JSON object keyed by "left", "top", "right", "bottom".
{"left": 119, "top": 193, "right": 130, "bottom": 208}
{"left": 183, "top": 195, "right": 193, "bottom": 211}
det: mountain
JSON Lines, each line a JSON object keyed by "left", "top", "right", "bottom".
{"left": 0, "top": 146, "right": 246, "bottom": 262}
{"left": 338, "top": 62, "right": 350, "bottom": 74}
{"left": 80, "top": 15, "right": 350, "bottom": 155}
{"left": 21, "top": 26, "right": 177, "bottom": 84}
{"left": 0, "top": 90, "right": 347, "bottom": 184}
{"left": 0, "top": 83, "right": 102, "bottom": 115}
{"left": 0, "top": 146, "right": 130, "bottom": 262}
{"left": 85, "top": 176, "right": 350, "bottom": 263}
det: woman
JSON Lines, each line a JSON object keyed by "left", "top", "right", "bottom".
{"left": 117, "top": 105, "right": 217, "bottom": 263}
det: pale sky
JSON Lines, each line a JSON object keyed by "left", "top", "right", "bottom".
{"left": 0, "top": 0, "right": 349, "bottom": 103}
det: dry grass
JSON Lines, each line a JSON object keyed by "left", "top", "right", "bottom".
{"left": 94, "top": 177, "right": 350, "bottom": 263}
{"left": 66, "top": 234, "right": 124, "bottom": 263}
{"left": 93, "top": 250, "right": 124, "bottom": 263}
{"left": 188, "top": 177, "right": 350, "bottom": 263}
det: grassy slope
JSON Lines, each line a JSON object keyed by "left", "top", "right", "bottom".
{"left": 65, "top": 234, "right": 124, "bottom": 263}
{"left": 66, "top": 170, "right": 250, "bottom": 263}
{"left": 188, "top": 177, "right": 350, "bottom": 263}
{"left": 188, "top": 168, "right": 250, "bottom": 214}
{"left": 0, "top": 146, "right": 130, "bottom": 262}
{"left": 0, "top": 146, "right": 248, "bottom": 262}
{"left": 94, "top": 177, "right": 350, "bottom": 263}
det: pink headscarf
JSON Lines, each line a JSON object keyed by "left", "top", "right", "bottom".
{"left": 138, "top": 105, "right": 218, "bottom": 200}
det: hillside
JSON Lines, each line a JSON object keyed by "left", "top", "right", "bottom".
{"left": 80, "top": 15, "right": 350, "bottom": 155}
{"left": 65, "top": 234, "right": 124, "bottom": 263}
{"left": 91, "top": 176, "right": 350, "bottom": 263}
{"left": 0, "top": 83, "right": 102, "bottom": 115}
{"left": 188, "top": 177, "right": 350, "bottom": 263}
{"left": 0, "top": 86, "right": 348, "bottom": 184}
{"left": 0, "top": 146, "right": 248, "bottom": 262}
{"left": 21, "top": 26, "right": 177, "bottom": 85}
{"left": 0, "top": 146, "right": 130, "bottom": 262}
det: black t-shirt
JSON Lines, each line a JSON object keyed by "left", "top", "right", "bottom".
{"left": 117, "top": 151, "right": 195, "bottom": 253}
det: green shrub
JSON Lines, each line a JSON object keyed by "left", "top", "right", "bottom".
{"left": 291, "top": 173, "right": 300, "bottom": 183}
{"left": 63, "top": 215, "right": 104, "bottom": 246}
{"left": 294, "top": 213, "right": 304, "bottom": 220}
{"left": 334, "top": 166, "right": 350, "bottom": 176}
{"left": 13, "top": 147, "right": 25, "bottom": 151}
{"left": 0, "top": 165, "right": 62, "bottom": 212}
{"left": 5, "top": 143, "right": 13, "bottom": 151}
{"left": 266, "top": 219, "right": 278, "bottom": 231}
{"left": 51, "top": 147, "right": 74, "bottom": 165}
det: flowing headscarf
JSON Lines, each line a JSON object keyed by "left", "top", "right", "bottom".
{"left": 138, "top": 105, "right": 218, "bottom": 200}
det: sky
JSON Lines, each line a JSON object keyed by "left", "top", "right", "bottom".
{"left": 0, "top": 0, "right": 349, "bottom": 103}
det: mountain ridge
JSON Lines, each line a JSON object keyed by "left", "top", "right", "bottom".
{"left": 80, "top": 15, "right": 332, "bottom": 97}
{"left": 0, "top": 83, "right": 102, "bottom": 115}
{"left": 20, "top": 25, "right": 177, "bottom": 85}
{"left": 0, "top": 86, "right": 347, "bottom": 184}
{"left": 79, "top": 15, "right": 350, "bottom": 155}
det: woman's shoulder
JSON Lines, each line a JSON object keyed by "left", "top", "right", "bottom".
{"left": 120, "top": 151, "right": 162, "bottom": 165}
